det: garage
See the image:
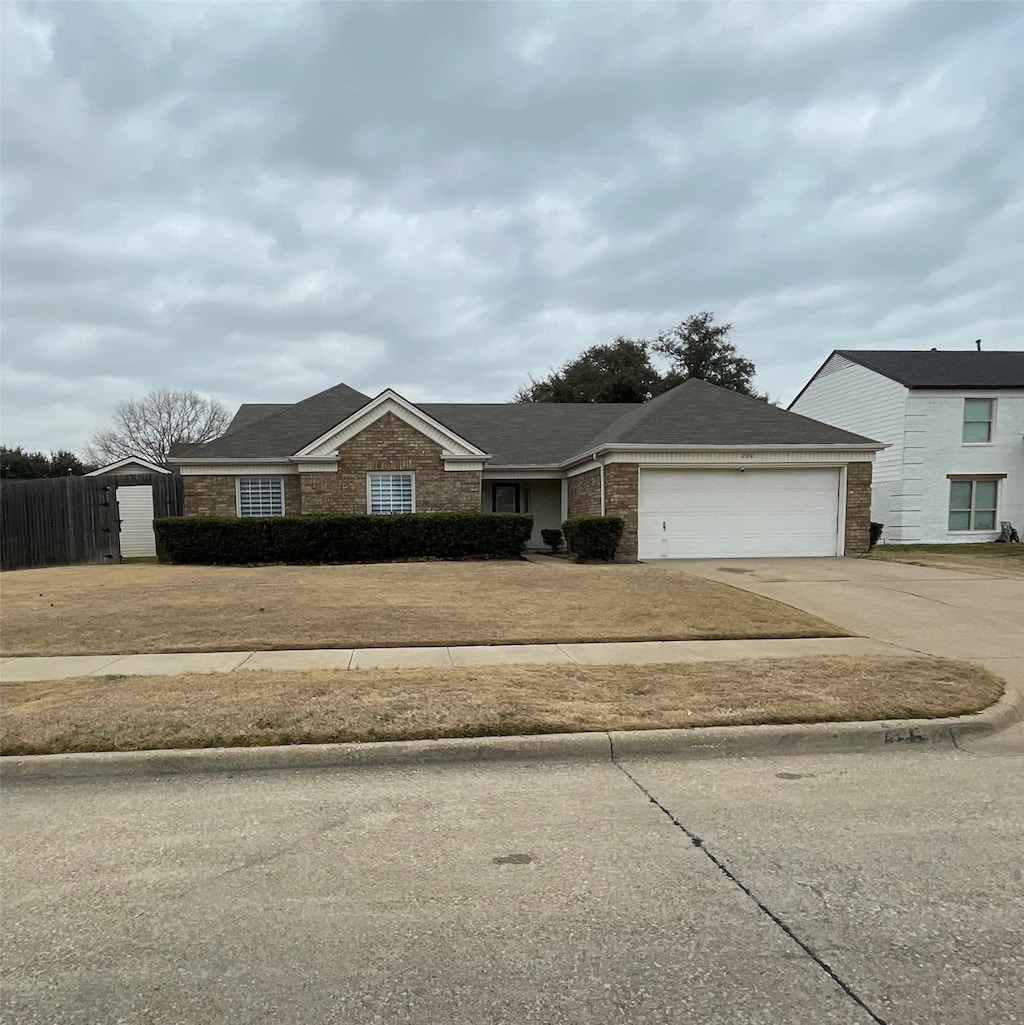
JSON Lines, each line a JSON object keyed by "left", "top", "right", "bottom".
{"left": 637, "top": 467, "right": 842, "bottom": 560}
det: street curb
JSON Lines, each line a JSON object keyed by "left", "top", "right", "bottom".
{"left": 610, "top": 686, "right": 1024, "bottom": 759}
{"left": 0, "top": 731, "right": 613, "bottom": 780}
{"left": 2, "top": 689, "right": 1020, "bottom": 781}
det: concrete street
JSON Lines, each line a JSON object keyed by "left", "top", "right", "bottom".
{"left": 3, "top": 732, "right": 1023, "bottom": 1025}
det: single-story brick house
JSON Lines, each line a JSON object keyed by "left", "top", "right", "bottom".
{"left": 174, "top": 378, "right": 883, "bottom": 560}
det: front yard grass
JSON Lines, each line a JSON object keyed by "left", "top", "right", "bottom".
{"left": 0, "top": 561, "right": 848, "bottom": 657}
{"left": 0, "top": 656, "right": 1002, "bottom": 756}
{"left": 868, "top": 542, "right": 1024, "bottom": 578}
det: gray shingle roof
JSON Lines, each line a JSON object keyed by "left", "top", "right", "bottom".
{"left": 188, "top": 382, "right": 369, "bottom": 459}
{"left": 580, "top": 378, "right": 878, "bottom": 453}
{"left": 224, "top": 403, "right": 293, "bottom": 435}
{"left": 836, "top": 350, "right": 1024, "bottom": 389}
{"left": 182, "top": 378, "right": 879, "bottom": 465}
{"left": 419, "top": 403, "right": 636, "bottom": 464}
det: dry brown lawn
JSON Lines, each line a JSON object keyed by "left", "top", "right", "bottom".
{"left": 868, "top": 542, "right": 1024, "bottom": 578}
{"left": 0, "top": 562, "right": 846, "bottom": 657}
{"left": 0, "top": 656, "right": 1002, "bottom": 756}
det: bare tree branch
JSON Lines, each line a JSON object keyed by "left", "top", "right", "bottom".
{"left": 87, "top": 389, "right": 231, "bottom": 466}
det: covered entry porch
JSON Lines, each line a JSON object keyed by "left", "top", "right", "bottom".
{"left": 480, "top": 475, "right": 566, "bottom": 550}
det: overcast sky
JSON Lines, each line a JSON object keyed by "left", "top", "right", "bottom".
{"left": 3, "top": 1, "right": 1022, "bottom": 452}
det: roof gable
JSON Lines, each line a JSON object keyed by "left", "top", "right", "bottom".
{"left": 835, "top": 350, "right": 1024, "bottom": 389}
{"left": 295, "top": 390, "right": 488, "bottom": 459}
{"left": 86, "top": 456, "right": 170, "bottom": 476}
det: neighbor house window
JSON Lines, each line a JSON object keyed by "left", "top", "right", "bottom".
{"left": 368, "top": 472, "right": 414, "bottom": 514}
{"left": 237, "top": 477, "right": 284, "bottom": 517}
{"left": 948, "top": 479, "right": 998, "bottom": 532}
{"left": 962, "top": 399, "right": 994, "bottom": 443}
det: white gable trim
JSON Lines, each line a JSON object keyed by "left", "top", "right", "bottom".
{"left": 86, "top": 456, "right": 170, "bottom": 476}
{"left": 294, "top": 390, "right": 490, "bottom": 460}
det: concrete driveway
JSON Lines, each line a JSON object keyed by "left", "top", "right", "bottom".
{"left": 671, "top": 557, "right": 1024, "bottom": 686}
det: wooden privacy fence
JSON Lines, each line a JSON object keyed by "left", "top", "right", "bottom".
{"left": 0, "top": 474, "right": 183, "bottom": 571}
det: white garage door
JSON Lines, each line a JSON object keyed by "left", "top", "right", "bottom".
{"left": 638, "top": 468, "right": 841, "bottom": 560}
{"left": 116, "top": 485, "right": 157, "bottom": 559}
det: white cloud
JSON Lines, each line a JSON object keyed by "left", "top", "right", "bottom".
{"left": 1, "top": 0, "right": 1022, "bottom": 450}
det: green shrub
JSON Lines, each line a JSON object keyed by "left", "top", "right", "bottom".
{"left": 562, "top": 516, "right": 624, "bottom": 561}
{"left": 154, "top": 513, "right": 533, "bottom": 565}
{"left": 869, "top": 522, "right": 884, "bottom": 547}
{"left": 540, "top": 528, "right": 563, "bottom": 554}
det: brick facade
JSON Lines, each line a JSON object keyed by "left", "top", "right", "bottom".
{"left": 566, "top": 468, "right": 601, "bottom": 518}
{"left": 844, "top": 460, "right": 873, "bottom": 555}
{"left": 183, "top": 473, "right": 301, "bottom": 516}
{"left": 324, "top": 413, "right": 481, "bottom": 514}
{"left": 604, "top": 463, "right": 639, "bottom": 561}
{"left": 565, "top": 464, "right": 639, "bottom": 561}
{"left": 183, "top": 475, "right": 237, "bottom": 517}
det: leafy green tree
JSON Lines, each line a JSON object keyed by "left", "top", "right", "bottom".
{"left": 513, "top": 337, "right": 663, "bottom": 403}
{"left": 0, "top": 446, "right": 96, "bottom": 479}
{"left": 653, "top": 312, "right": 765, "bottom": 398}
{"left": 513, "top": 314, "right": 770, "bottom": 403}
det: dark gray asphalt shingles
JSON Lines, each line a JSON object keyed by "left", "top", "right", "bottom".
{"left": 183, "top": 379, "right": 879, "bottom": 464}
{"left": 836, "top": 350, "right": 1024, "bottom": 389}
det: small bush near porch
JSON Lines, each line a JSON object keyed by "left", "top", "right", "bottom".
{"left": 154, "top": 513, "right": 534, "bottom": 565}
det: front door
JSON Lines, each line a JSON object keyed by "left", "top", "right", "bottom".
{"left": 492, "top": 483, "right": 521, "bottom": 513}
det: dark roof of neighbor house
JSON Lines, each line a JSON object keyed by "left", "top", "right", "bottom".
{"left": 182, "top": 378, "right": 879, "bottom": 466}
{"left": 835, "top": 350, "right": 1024, "bottom": 389}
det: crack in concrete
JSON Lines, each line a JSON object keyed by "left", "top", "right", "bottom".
{"left": 609, "top": 740, "right": 889, "bottom": 1025}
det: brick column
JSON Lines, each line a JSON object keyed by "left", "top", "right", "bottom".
{"left": 844, "top": 461, "right": 873, "bottom": 555}
{"left": 604, "top": 463, "right": 639, "bottom": 562}
{"left": 566, "top": 468, "right": 601, "bottom": 518}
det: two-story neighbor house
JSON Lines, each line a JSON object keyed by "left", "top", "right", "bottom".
{"left": 790, "top": 350, "right": 1024, "bottom": 544}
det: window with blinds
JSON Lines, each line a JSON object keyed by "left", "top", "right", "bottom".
{"left": 237, "top": 477, "right": 285, "bottom": 517}
{"left": 368, "top": 472, "right": 415, "bottom": 514}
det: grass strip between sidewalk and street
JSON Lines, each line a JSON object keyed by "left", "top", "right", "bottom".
{"left": 0, "top": 656, "right": 1003, "bottom": 756}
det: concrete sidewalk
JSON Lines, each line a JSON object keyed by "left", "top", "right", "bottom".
{"left": 0, "top": 635, "right": 913, "bottom": 682}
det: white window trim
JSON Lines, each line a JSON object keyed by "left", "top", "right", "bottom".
{"left": 962, "top": 397, "right": 996, "bottom": 446}
{"left": 367, "top": 471, "right": 416, "bottom": 515}
{"left": 236, "top": 476, "right": 286, "bottom": 517}
{"left": 948, "top": 478, "right": 999, "bottom": 532}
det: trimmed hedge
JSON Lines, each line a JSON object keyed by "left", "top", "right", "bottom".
{"left": 562, "top": 516, "right": 624, "bottom": 562}
{"left": 154, "top": 513, "right": 534, "bottom": 565}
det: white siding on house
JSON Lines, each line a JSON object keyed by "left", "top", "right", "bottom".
{"left": 903, "top": 391, "right": 1024, "bottom": 543}
{"left": 790, "top": 356, "right": 907, "bottom": 537}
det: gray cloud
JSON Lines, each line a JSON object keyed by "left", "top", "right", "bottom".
{"left": 2, "top": 0, "right": 1022, "bottom": 450}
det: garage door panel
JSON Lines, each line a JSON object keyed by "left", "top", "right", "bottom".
{"left": 638, "top": 469, "right": 840, "bottom": 559}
